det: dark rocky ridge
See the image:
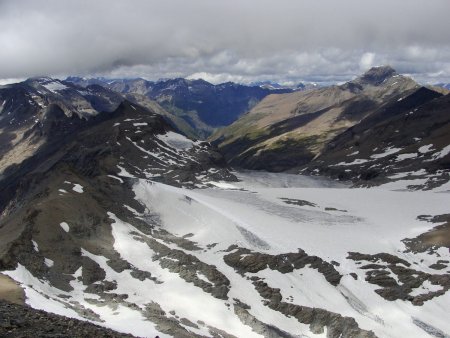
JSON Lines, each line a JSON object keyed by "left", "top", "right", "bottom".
{"left": 306, "top": 89, "right": 450, "bottom": 188}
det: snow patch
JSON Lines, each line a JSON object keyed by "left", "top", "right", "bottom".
{"left": 370, "top": 147, "right": 401, "bottom": 159}
{"left": 42, "top": 81, "right": 69, "bottom": 93}
{"left": 117, "top": 165, "right": 135, "bottom": 178}
{"left": 32, "top": 240, "right": 39, "bottom": 252}
{"left": 72, "top": 184, "right": 84, "bottom": 193}
{"left": 396, "top": 153, "right": 417, "bottom": 161}
{"left": 419, "top": 144, "right": 434, "bottom": 154}
{"left": 107, "top": 175, "right": 124, "bottom": 183}
{"left": 208, "top": 181, "right": 240, "bottom": 189}
{"left": 156, "top": 131, "right": 196, "bottom": 150}
{"left": 44, "top": 258, "right": 54, "bottom": 268}
{"left": 60, "top": 222, "right": 70, "bottom": 233}
{"left": 432, "top": 144, "right": 450, "bottom": 159}
{"left": 335, "top": 159, "right": 370, "bottom": 166}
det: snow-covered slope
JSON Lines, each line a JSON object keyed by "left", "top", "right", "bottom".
{"left": 3, "top": 171, "right": 450, "bottom": 338}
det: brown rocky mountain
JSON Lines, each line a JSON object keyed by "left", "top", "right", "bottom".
{"left": 212, "top": 66, "right": 450, "bottom": 189}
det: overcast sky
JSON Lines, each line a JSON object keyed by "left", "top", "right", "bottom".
{"left": 1, "top": 0, "right": 450, "bottom": 85}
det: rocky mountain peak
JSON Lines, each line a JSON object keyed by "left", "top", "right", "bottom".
{"left": 357, "top": 65, "right": 397, "bottom": 86}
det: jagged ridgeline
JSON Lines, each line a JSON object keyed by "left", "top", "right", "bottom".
{"left": 0, "top": 69, "right": 449, "bottom": 338}
{"left": 66, "top": 76, "right": 295, "bottom": 140}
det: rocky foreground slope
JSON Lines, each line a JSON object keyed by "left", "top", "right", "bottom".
{"left": 0, "top": 300, "right": 136, "bottom": 338}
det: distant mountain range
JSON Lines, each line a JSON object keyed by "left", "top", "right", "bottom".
{"left": 66, "top": 77, "right": 295, "bottom": 139}
{"left": 435, "top": 83, "right": 450, "bottom": 90}
{"left": 249, "top": 81, "right": 318, "bottom": 91}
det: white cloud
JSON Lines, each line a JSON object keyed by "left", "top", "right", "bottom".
{"left": 0, "top": 0, "right": 450, "bottom": 84}
{"left": 359, "top": 53, "right": 375, "bottom": 71}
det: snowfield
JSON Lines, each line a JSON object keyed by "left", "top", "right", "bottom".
{"left": 4, "top": 171, "right": 450, "bottom": 338}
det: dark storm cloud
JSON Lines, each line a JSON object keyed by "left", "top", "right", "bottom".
{"left": 1, "top": 0, "right": 450, "bottom": 84}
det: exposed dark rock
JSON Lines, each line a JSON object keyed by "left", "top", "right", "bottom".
{"left": 81, "top": 257, "right": 106, "bottom": 285}
{"left": 429, "top": 263, "right": 447, "bottom": 270}
{"left": 224, "top": 247, "right": 342, "bottom": 286}
{"left": 348, "top": 252, "right": 450, "bottom": 305}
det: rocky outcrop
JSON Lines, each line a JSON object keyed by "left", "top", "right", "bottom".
{"left": 348, "top": 252, "right": 450, "bottom": 305}
{"left": 403, "top": 214, "right": 450, "bottom": 253}
{"left": 224, "top": 247, "right": 342, "bottom": 286}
